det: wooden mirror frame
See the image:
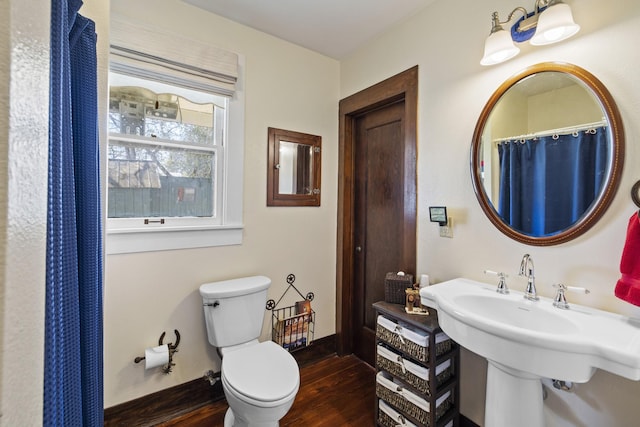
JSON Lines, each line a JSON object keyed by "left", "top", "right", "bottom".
{"left": 470, "top": 62, "right": 625, "bottom": 246}
{"left": 267, "top": 127, "right": 321, "bottom": 207}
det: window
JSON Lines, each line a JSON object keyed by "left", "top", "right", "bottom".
{"left": 108, "top": 73, "right": 224, "bottom": 223}
{"left": 107, "top": 20, "right": 244, "bottom": 254}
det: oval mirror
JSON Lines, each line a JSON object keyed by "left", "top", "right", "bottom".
{"left": 471, "top": 63, "right": 624, "bottom": 245}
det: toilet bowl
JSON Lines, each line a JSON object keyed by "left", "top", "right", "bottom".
{"left": 199, "top": 276, "right": 300, "bottom": 427}
{"left": 221, "top": 341, "right": 299, "bottom": 427}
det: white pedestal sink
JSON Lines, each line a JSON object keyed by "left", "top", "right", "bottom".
{"left": 421, "top": 278, "right": 640, "bottom": 427}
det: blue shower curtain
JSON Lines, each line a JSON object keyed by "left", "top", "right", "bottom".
{"left": 44, "top": 0, "right": 103, "bottom": 425}
{"left": 497, "top": 129, "right": 608, "bottom": 236}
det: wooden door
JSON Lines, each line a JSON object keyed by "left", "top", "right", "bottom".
{"left": 337, "top": 67, "right": 417, "bottom": 365}
{"left": 352, "top": 100, "right": 411, "bottom": 365}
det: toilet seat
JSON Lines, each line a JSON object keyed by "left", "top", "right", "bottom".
{"left": 222, "top": 340, "right": 300, "bottom": 406}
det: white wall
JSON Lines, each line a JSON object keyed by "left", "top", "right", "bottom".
{"left": 341, "top": 0, "right": 640, "bottom": 425}
{"left": 104, "top": 0, "right": 340, "bottom": 407}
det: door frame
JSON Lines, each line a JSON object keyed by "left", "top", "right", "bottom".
{"left": 336, "top": 66, "right": 418, "bottom": 355}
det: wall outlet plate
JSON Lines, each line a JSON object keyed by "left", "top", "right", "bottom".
{"left": 439, "top": 217, "right": 453, "bottom": 238}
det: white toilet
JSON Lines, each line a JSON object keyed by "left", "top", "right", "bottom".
{"left": 199, "top": 276, "right": 300, "bottom": 427}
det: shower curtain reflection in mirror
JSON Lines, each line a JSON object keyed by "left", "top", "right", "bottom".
{"left": 497, "top": 127, "right": 608, "bottom": 236}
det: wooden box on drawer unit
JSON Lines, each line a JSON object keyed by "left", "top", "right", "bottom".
{"left": 373, "top": 301, "right": 460, "bottom": 427}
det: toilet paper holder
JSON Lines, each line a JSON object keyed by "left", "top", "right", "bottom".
{"left": 134, "top": 329, "right": 181, "bottom": 374}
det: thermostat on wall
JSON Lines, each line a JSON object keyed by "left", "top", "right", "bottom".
{"left": 429, "top": 206, "right": 448, "bottom": 226}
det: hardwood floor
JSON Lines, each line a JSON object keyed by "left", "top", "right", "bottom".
{"left": 155, "top": 355, "right": 376, "bottom": 426}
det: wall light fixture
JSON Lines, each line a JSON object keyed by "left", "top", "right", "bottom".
{"left": 480, "top": 0, "right": 580, "bottom": 66}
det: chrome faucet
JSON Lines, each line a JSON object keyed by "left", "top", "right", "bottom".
{"left": 552, "top": 283, "right": 590, "bottom": 310}
{"left": 519, "top": 254, "right": 539, "bottom": 301}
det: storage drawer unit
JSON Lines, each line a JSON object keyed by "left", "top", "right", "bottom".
{"left": 373, "top": 301, "right": 459, "bottom": 427}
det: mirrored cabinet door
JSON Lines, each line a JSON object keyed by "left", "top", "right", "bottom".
{"left": 267, "top": 127, "right": 321, "bottom": 206}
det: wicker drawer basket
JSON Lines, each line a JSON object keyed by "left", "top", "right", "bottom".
{"left": 377, "top": 381, "right": 454, "bottom": 427}
{"left": 385, "top": 272, "right": 414, "bottom": 304}
{"left": 376, "top": 343, "right": 452, "bottom": 396}
{"left": 378, "top": 407, "right": 454, "bottom": 427}
{"left": 376, "top": 315, "right": 452, "bottom": 362}
{"left": 378, "top": 399, "right": 418, "bottom": 427}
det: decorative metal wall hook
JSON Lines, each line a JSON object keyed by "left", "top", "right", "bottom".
{"left": 632, "top": 180, "right": 640, "bottom": 209}
{"left": 159, "top": 329, "right": 181, "bottom": 351}
{"left": 134, "top": 329, "right": 181, "bottom": 374}
{"left": 160, "top": 329, "right": 180, "bottom": 374}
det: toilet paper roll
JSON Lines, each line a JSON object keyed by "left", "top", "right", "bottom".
{"left": 144, "top": 344, "right": 169, "bottom": 370}
{"left": 419, "top": 274, "right": 430, "bottom": 288}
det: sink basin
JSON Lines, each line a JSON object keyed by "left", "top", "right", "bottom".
{"left": 421, "top": 278, "right": 640, "bottom": 427}
{"left": 421, "top": 277, "right": 640, "bottom": 381}
{"left": 453, "top": 293, "right": 580, "bottom": 335}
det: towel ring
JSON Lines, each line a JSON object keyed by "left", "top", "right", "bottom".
{"left": 632, "top": 180, "right": 640, "bottom": 208}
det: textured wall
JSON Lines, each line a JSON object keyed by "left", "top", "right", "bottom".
{"left": 0, "top": 0, "right": 50, "bottom": 424}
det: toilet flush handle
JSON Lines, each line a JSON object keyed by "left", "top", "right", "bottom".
{"left": 204, "top": 301, "right": 220, "bottom": 307}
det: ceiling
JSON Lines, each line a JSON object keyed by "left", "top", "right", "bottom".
{"left": 182, "top": 0, "right": 437, "bottom": 59}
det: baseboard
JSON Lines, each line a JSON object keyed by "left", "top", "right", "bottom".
{"left": 460, "top": 413, "right": 481, "bottom": 427}
{"left": 104, "top": 334, "right": 336, "bottom": 426}
{"left": 289, "top": 333, "right": 336, "bottom": 367}
{"left": 104, "top": 375, "right": 224, "bottom": 427}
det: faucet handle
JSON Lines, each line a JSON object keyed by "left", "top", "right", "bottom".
{"left": 567, "top": 285, "right": 590, "bottom": 295}
{"left": 552, "top": 284, "right": 590, "bottom": 309}
{"left": 484, "top": 270, "right": 509, "bottom": 294}
{"left": 553, "top": 283, "right": 590, "bottom": 294}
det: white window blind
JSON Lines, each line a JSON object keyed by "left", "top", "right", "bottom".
{"left": 110, "top": 18, "right": 238, "bottom": 96}
{"left": 106, "top": 17, "right": 245, "bottom": 254}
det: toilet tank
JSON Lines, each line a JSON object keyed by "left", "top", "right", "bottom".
{"left": 199, "top": 276, "right": 271, "bottom": 347}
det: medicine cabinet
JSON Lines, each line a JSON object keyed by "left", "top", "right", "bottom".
{"left": 267, "top": 127, "right": 321, "bottom": 207}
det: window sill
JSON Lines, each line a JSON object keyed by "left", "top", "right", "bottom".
{"left": 105, "top": 225, "right": 243, "bottom": 254}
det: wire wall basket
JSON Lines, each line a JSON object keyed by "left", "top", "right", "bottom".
{"left": 266, "top": 274, "right": 315, "bottom": 352}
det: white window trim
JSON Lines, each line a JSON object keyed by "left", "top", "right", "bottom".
{"left": 105, "top": 55, "right": 245, "bottom": 255}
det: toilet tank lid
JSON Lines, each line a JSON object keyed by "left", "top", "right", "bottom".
{"left": 200, "top": 275, "right": 271, "bottom": 299}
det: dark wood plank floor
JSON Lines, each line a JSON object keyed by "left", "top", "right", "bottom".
{"left": 156, "top": 355, "right": 376, "bottom": 426}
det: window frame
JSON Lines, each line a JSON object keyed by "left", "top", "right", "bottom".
{"left": 105, "top": 56, "right": 245, "bottom": 255}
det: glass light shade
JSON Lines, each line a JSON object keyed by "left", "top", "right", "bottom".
{"left": 530, "top": 3, "right": 580, "bottom": 46}
{"left": 481, "top": 29, "right": 520, "bottom": 66}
